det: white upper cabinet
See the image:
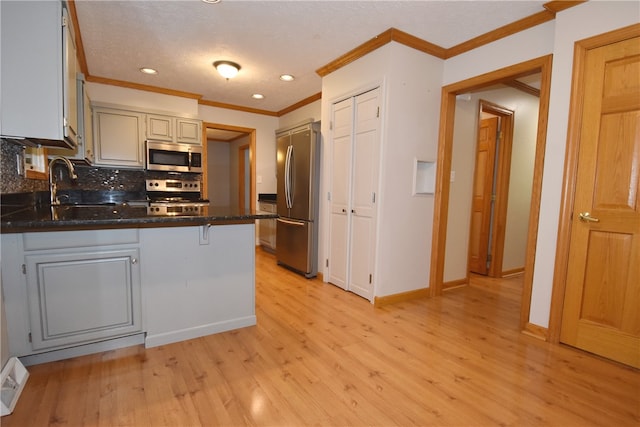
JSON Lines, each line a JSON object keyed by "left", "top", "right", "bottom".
{"left": 146, "top": 114, "right": 174, "bottom": 142}
{"left": 146, "top": 114, "right": 201, "bottom": 145}
{"left": 176, "top": 118, "right": 201, "bottom": 144}
{"left": 0, "top": 1, "right": 79, "bottom": 148}
{"left": 93, "top": 107, "right": 145, "bottom": 168}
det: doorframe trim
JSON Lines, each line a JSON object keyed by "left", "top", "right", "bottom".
{"left": 238, "top": 143, "right": 251, "bottom": 211}
{"left": 429, "top": 55, "right": 553, "bottom": 336}
{"left": 547, "top": 23, "right": 640, "bottom": 343}
{"left": 202, "top": 122, "right": 256, "bottom": 211}
{"left": 477, "top": 100, "right": 515, "bottom": 278}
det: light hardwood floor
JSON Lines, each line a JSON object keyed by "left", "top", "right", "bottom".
{"left": 4, "top": 250, "right": 639, "bottom": 426}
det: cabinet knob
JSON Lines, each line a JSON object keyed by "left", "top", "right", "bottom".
{"left": 342, "top": 208, "right": 346, "bottom": 213}
{"left": 131, "top": 258, "right": 138, "bottom": 265}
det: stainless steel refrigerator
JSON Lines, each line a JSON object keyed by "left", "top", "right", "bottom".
{"left": 276, "top": 120, "right": 320, "bottom": 278}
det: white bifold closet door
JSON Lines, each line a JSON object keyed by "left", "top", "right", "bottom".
{"left": 328, "top": 87, "right": 381, "bottom": 302}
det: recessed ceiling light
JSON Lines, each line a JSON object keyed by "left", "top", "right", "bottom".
{"left": 140, "top": 67, "right": 158, "bottom": 75}
{"left": 280, "top": 74, "right": 295, "bottom": 82}
{"left": 252, "top": 94, "right": 265, "bottom": 100}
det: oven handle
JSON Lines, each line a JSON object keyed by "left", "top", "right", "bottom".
{"left": 188, "top": 150, "right": 192, "bottom": 172}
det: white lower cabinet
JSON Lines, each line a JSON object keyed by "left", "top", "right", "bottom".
{"left": 25, "top": 248, "right": 141, "bottom": 350}
{"left": 258, "top": 202, "right": 277, "bottom": 251}
{"left": 1, "top": 229, "right": 142, "bottom": 360}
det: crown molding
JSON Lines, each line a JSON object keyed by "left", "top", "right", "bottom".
{"left": 72, "top": 0, "right": 584, "bottom": 116}
{"left": 198, "top": 99, "right": 279, "bottom": 117}
{"left": 86, "top": 75, "right": 202, "bottom": 100}
{"left": 277, "top": 92, "right": 322, "bottom": 117}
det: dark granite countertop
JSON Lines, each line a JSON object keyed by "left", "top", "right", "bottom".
{"left": 1, "top": 198, "right": 278, "bottom": 234}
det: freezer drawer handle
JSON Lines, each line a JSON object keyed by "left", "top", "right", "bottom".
{"left": 277, "top": 218, "right": 305, "bottom": 227}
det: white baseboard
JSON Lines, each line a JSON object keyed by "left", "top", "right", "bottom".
{"left": 144, "top": 316, "right": 257, "bottom": 348}
{"left": 19, "top": 333, "right": 145, "bottom": 366}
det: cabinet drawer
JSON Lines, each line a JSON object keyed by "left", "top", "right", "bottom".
{"left": 23, "top": 229, "right": 139, "bottom": 251}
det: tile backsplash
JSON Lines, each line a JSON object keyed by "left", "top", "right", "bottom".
{"left": 1, "top": 139, "right": 200, "bottom": 196}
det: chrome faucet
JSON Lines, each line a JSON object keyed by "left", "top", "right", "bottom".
{"left": 49, "top": 156, "right": 78, "bottom": 206}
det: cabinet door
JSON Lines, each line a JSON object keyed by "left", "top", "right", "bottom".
{"left": 176, "top": 118, "right": 201, "bottom": 144}
{"left": 93, "top": 108, "right": 145, "bottom": 168}
{"left": 0, "top": 1, "right": 75, "bottom": 148}
{"left": 25, "top": 249, "right": 141, "bottom": 351}
{"left": 147, "top": 114, "right": 174, "bottom": 142}
{"left": 62, "top": 6, "right": 78, "bottom": 146}
{"left": 83, "top": 85, "right": 95, "bottom": 163}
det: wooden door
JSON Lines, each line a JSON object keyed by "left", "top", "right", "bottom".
{"left": 468, "top": 117, "right": 498, "bottom": 275}
{"left": 560, "top": 36, "right": 640, "bottom": 368}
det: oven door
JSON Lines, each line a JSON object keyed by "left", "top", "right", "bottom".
{"left": 146, "top": 141, "right": 202, "bottom": 173}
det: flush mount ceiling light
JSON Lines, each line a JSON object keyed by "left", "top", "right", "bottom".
{"left": 279, "top": 74, "right": 295, "bottom": 82}
{"left": 202, "top": 0, "right": 221, "bottom": 3}
{"left": 252, "top": 93, "right": 265, "bottom": 100}
{"left": 140, "top": 67, "right": 158, "bottom": 75}
{"left": 213, "top": 61, "right": 241, "bottom": 80}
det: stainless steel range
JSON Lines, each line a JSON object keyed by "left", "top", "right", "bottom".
{"left": 146, "top": 178, "right": 209, "bottom": 216}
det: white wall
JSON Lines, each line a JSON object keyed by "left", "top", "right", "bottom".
{"left": 86, "top": 82, "right": 199, "bottom": 117}
{"left": 444, "top": 87, "right": 538, "bottom": 282}
{"left": 441, "top": 1, "right": 639, "bottom": 327}
{"left": 278, "top": 99, "right": 321, "bottom": 130}
{"left": 321, "top": 42, "right": 443, "bottom": 298}
{"left": 206, "top": 139, "right": 231, "bottom": 206}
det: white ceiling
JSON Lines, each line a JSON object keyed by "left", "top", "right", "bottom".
{"left": 74, "top": 0, "right": 547, "bottom": 114}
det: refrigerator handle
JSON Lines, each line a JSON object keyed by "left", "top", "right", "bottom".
{"left": 288, "top": 145, "right": 295, "bottom": 208}
{"left": 285, "top": 145, "right": 293, "bottom": 209}
{"left": 277, "top": 217, "right": 305, "bottom": 226}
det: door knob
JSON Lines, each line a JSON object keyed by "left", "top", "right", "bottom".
{"left": 578, "top": 212, "right": 600, "bottom": 223}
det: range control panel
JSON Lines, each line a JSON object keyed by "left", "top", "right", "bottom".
{"left": 146, "top": 179, "right": 200, "bottom": 193}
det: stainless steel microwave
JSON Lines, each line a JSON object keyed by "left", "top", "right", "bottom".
{"left": 146, "top": 140, "right": 203, "bottom": 173}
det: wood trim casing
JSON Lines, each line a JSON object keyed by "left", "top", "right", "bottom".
{"left": 66, "top": 0, "right": 88, "bottom": 77}
{"left": 502, "top": 267, "right": 525, "bottom": 278}
{"left": 373, "top": 288, "right": 430, "bottom": 307}
{"left": 543, "top": 1, "right": 587, "bottom": 13}
{"left": 277, "top": 92, "right": 322, "bottom": 116}
{"left": 547, "top": 23, "right": 640, "bottom": 344}
{"left": 504, "top": 80, "right": 541, "bottom": 97}
{"left": 316, "top": 2, "right": 581, "bottom": 77}
{"left": 198, "top": 99, "right": 279, "bottom": 117}
{"left": 444, "top": 11, "right": 556, "bottom": 59}
{"left": 86, "top": 75, "right": 202, "bottom": 100}
{"left": 201, "top": 122, "right": 257, "bottom": 212}
{"left": 478, "top": 100, "right": 515, "bottom": 279}
{"left": 428, "top": 55, "right": 553, "bottom": 338}
{"left": 71, "top": 1, "right": 581, "bottom": 117}
{"left": 442, "top": 278, "right": 468, "bottom": 291}
{"left": 522, "top": 322, "right": 549, "bottom": 340}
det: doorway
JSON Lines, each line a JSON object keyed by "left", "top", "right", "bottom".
{"left": 202, "top": 123, "right": 256, "bottom": 211}
{"left": 468, "top": 101, "right": 515, "bottom": 278}
{"left": 430, "top": 55, "right": 553, "bottom": 335}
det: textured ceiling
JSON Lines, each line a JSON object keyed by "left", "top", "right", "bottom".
{"left": 74, "top": 0, "right": 547, "bottom": 113}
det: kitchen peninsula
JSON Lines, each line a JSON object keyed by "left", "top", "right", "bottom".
{"left": 1, "top": 198, "right": 277, "bottom": 365}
